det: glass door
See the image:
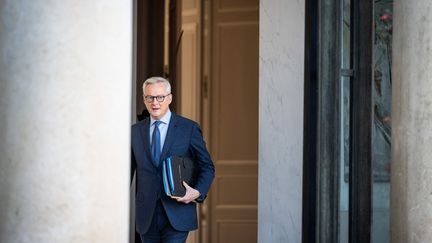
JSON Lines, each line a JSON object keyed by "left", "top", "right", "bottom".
{"left": 372, "top": 0, "right": 393, "bottom": 242}
{"left": 338, "top": 0, "right": 393, "bottom": 242}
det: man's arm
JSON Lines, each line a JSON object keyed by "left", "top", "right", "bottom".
{"left": 177, "top": 123, "right": 215, "bottom": 203}
{"left": 131, "top": 147, "right": 137, "bottom": 185}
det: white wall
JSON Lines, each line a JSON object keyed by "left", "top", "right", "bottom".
{"left": 0, "top": 1, "right": 132, "bottom": 242}
{"left": 259, "top": 0, "right": 305, "bottom": 242}
{"left": 391, "top": 0, "right": 432, "bottom": 242}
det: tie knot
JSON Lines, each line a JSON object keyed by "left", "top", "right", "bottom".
{"left": 154, "top": 120, "right": 161, "bottom": 127}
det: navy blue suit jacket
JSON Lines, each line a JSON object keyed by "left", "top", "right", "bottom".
{"left": 131, "top": 113, "right": 215, "bottom": 233}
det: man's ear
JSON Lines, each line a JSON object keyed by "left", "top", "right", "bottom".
{"left": 168, "top": 94, "right": 173, "bottom": 104}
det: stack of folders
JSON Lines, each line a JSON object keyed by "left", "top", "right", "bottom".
{"left": 162, "top": 156, "right": 197, "bottom": 198}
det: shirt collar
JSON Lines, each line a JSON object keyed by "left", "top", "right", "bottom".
{"left": 151, "top": 110, "right": 171, "bottom": 126}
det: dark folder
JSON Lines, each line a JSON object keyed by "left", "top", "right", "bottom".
{"left": 162, "top": 156, "right": 197, "bottom": 198}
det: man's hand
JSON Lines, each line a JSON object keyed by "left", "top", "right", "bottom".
{"left": 176, "top": 181, "right": 200, "bottom": 204}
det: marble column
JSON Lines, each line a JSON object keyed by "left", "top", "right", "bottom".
{"left": 259, "top": 0, "right": 305, "bottom": 242}
{"left": 391, "top": 0, "right": 432, "bottom": 242}
{"left": 0, "top": 1, "right": 132, "bottom": 242}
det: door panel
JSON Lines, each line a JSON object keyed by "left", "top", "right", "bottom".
{"left": 212, "top": 160, "right": 258, "bottom": 242}
{"left": 181, "top": 22, "right": 199, "bottom": 120}
{"left": 217, "top": 23, "right": 258, "bottom": 160}
{"left": 181, "top": 0, "right": 201, "bottom": 121}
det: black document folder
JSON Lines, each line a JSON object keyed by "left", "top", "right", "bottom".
{"left": 162, "top": 156, "right": 197, "bottom": 198}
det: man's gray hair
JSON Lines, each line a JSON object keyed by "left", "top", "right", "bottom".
{"left": 142, "top": 77, "right": 171, "bottom": 94}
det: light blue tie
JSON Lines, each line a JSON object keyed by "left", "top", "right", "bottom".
{"left": 151, "top": 121, "right": 161, "bottom": 166}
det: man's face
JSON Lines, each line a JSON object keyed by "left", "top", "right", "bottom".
{"left": 143, "top": 82, "right": 172, "bottom": 120}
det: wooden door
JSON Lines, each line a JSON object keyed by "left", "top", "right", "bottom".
{"left": 206, "top": 0, "right": 259, "bottom": 242}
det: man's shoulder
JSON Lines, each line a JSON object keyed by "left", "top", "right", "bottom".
{"left": 172, "top": 113, "right": 198, "bottom": 127}
{"left": 132, "top": 118, "right": 149, "bottom": 130}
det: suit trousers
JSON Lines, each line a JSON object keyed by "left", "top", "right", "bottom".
{"left": 140, "top": 200, "right": 189, "bottom": 243}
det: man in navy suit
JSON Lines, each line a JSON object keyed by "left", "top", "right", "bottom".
{"left": 131, "top": 77, "right": 215, "bottom": 242}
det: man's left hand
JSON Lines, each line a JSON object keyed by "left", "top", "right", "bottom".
{"left": 176, "top": 181, "right": 200, "bottom": 204}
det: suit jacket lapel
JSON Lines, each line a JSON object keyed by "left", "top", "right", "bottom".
{"left": 161, "top": 113, "right": 178, "bottom": 160}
